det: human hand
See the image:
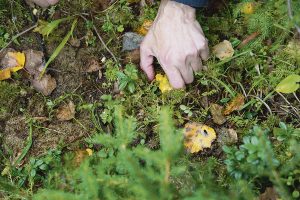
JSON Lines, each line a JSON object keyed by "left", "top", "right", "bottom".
{"left": 26, "top": 0, "right": 59, "bottom": 8}
{"left": 140, "top": 1, "right": 209, "bottom": 88}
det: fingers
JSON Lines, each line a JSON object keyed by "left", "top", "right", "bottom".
{"left": 199, "top": 40, "right": 209, "bottom": 61}
{"left": 179, "top": 63, "right": 194, "bottom": 84}
{"left": 160, "top": 62, "right": 185, "bottom": 89}
{"left": 48, "top": 0, "right": 59, "bottom": 5}
{"left": 188, "top": 55, "right": 203, "bottom": 72}
{"left": 140, "top": 45, "right": 155, "bottom": 81}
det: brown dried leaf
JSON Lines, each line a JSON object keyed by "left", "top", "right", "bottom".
{"left": 124, "top": 49, "right": 140, "bottom": 64}
{"left": 56, "top": 101, "right": 75, "bottom": 121}
{"left": 223, "top": 94, "right": 245, "bottom": 115}
{"left": 86, "top": 58, "right": 101, "bottom": 73}
{"left": 32, "top": 74, "right": 57, "bottom": 96}
{"left": 24, "top": 49, "right": 44, "bottom": 77}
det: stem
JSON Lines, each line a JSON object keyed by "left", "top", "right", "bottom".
{"left": 0, "top": 24, "right": 37, "bottom": 54}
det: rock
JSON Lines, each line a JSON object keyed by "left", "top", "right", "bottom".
{"left": 122, "top": 32, "right": 144, "bottom": 51}
{"left": 113, "top": 81, "right": 120, "bottom": 94}
{"left": 24, "top": 49, "right": 44, "bottom": 77}
{"left": 32, "top": 74, "right": 57, "bottom": 96}
{"left": 210, "top": 103, "right": 226, "bottom": 125}
{"left": 217, "top": 128, "right": 238, "bottom": 146}
{"left": 56, "top": 101, "right": 75, "bottom": 121}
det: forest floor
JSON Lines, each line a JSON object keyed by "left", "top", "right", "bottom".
{"left": 0, "top": 0, "right": 300, "bottom": 199}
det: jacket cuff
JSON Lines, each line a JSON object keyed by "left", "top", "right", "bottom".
{"left": 173, "top": 0, "right": 208, "bottom": 8}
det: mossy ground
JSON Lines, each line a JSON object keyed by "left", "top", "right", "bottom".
{"left": 0, "top": 0, "right": 299, "bottom": 199}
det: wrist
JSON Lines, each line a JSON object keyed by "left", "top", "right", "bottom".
{"left": 158, "top": 1, "right": 196, "bottom": 21}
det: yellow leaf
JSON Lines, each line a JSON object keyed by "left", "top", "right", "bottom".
{"left": 0, "top": 52, "right": 25, "bottom": 81}
{"left": 155, "top": 74, "right": 172, "bottom": 93}
{"left": 8, "top": 52, "right": 26, "bottom": 72}
{"left": 241, "top": 2, "right": 255, "bottom": 15}
{"left": 136, "top": 20, "right": 153, "bottom": 36}
{"left": 0, "top": 68, "right": 12, "bottom": 81}
{"left": 86, "top": 148, "right": 93, "bottom": 156}
{"left": 223, "top": 94, "right": 245, "bottom": 115}
{"left": 184, "top": 122, "right": 217, "bottom": 153}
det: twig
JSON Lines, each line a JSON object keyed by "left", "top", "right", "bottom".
{"left": 248, "top": 95, "right": 273, "bottom": 115}
{"left": 293, "top": 92, "right": 300, "bottom": 104}
{"left": 287, "top": 0, "right": 300, "bottom": 34}
{"left": 277, "top": 91, "right": 300, "bottom": 119}
{"left": 79, "top": 15, "right": 119, "bottom": 64}
{"left": 238, "top": 31, "right": 260, "bottom": 49}
{"left": 0, "top": 24, "right": 37, "bottom": 54}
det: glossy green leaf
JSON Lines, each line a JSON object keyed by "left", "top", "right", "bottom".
{"left": 275, "top": 74, "right": 300, "bottom": 94}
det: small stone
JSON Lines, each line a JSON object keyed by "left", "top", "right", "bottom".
{"left": 113, "top": 81, "right": 120, "bottom": 94}
{"left": 210, "top": 103, "right": 226, "bottom": 125}
{"left": 122, "top": 32, "right": 144, "bottom": 51}
{"left": 217, "top": 128, "right": 238, "bottom": 146}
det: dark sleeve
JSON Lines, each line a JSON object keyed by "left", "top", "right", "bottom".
{"left": 173, "top": 0, "right": 208, "bottom": 8}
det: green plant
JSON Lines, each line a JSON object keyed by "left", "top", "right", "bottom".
{"left": 223, "top": 124, "right": 300, "bottom": 199}
{"left": 33, "top": 107, "right": 183, "bottom": 199}
{"left": 104, "top": 59, "right": 120, "bottom": 81}
{"left": 117, "top": 63, "right": 138, "bottom": 93}
{"left": 179, "top": 105, "right": 193, "bottom": 117}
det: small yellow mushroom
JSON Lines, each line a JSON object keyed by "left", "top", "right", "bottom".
{"left": 155, "top": 74, "right": 172, "bottom": 93}
{"left": 241, "top": 2, "right": 255, "bottom": 15}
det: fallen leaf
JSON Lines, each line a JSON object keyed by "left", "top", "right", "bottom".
{"left": 241, "top": 2, "right": 255, "bottom": 15}
{"left": 212, "top": 40, "right": 234, "bottom": 60}
{"left": 136, "top": 20, "right": 153, "bottom": 36}
{"left": 31, "top": 74, "right": 57, "bottom": 96}
{"left": 275, "top": 74, "right": 300, "bottom": 94}
{"left": 0, "top": 68, "right": 12, "bottom": 81}
{"left": 74, "top": 149, "right": 89, "bottom": 166}
{"left": 69, "top": 37, "right": 81, "bottom": 47}
{"left": 56, "top": 101, "right": 75, "bottom": 121}
{"left": 86, "top": 58, "right": 101, "bottom": 73}
{"left": 124, "top": 49, "right": 140, "bottom": 64}
{"left": 86, "top": 148, "right": 93, "bottom": 156}
{"left": 155, "top": 74, "right": 172, "bottom": 93}
{"left": 210, "top": 103, "right": 226, "bottom": 125}
{"left": 0, "top": 51, "right": 26, "bottom": 80}
{"left": 184, "top": 122, "right": 217, "bottom": 153}
{"left": 24, "top": 49, "right": 44, "bottom": 77}
{"left": 223, "top": 94, "right": 245, "bottom": 115}
{"left": 259, "top": 187, "right": 278, "bottom": 200}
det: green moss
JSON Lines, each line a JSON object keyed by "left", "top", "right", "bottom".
{"left": 0, "top": 82, "right": 20, "bottom": 119}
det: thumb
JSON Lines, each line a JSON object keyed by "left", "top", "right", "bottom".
{"left": 140, "top": 42, "right": 155, "bottom": 81}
